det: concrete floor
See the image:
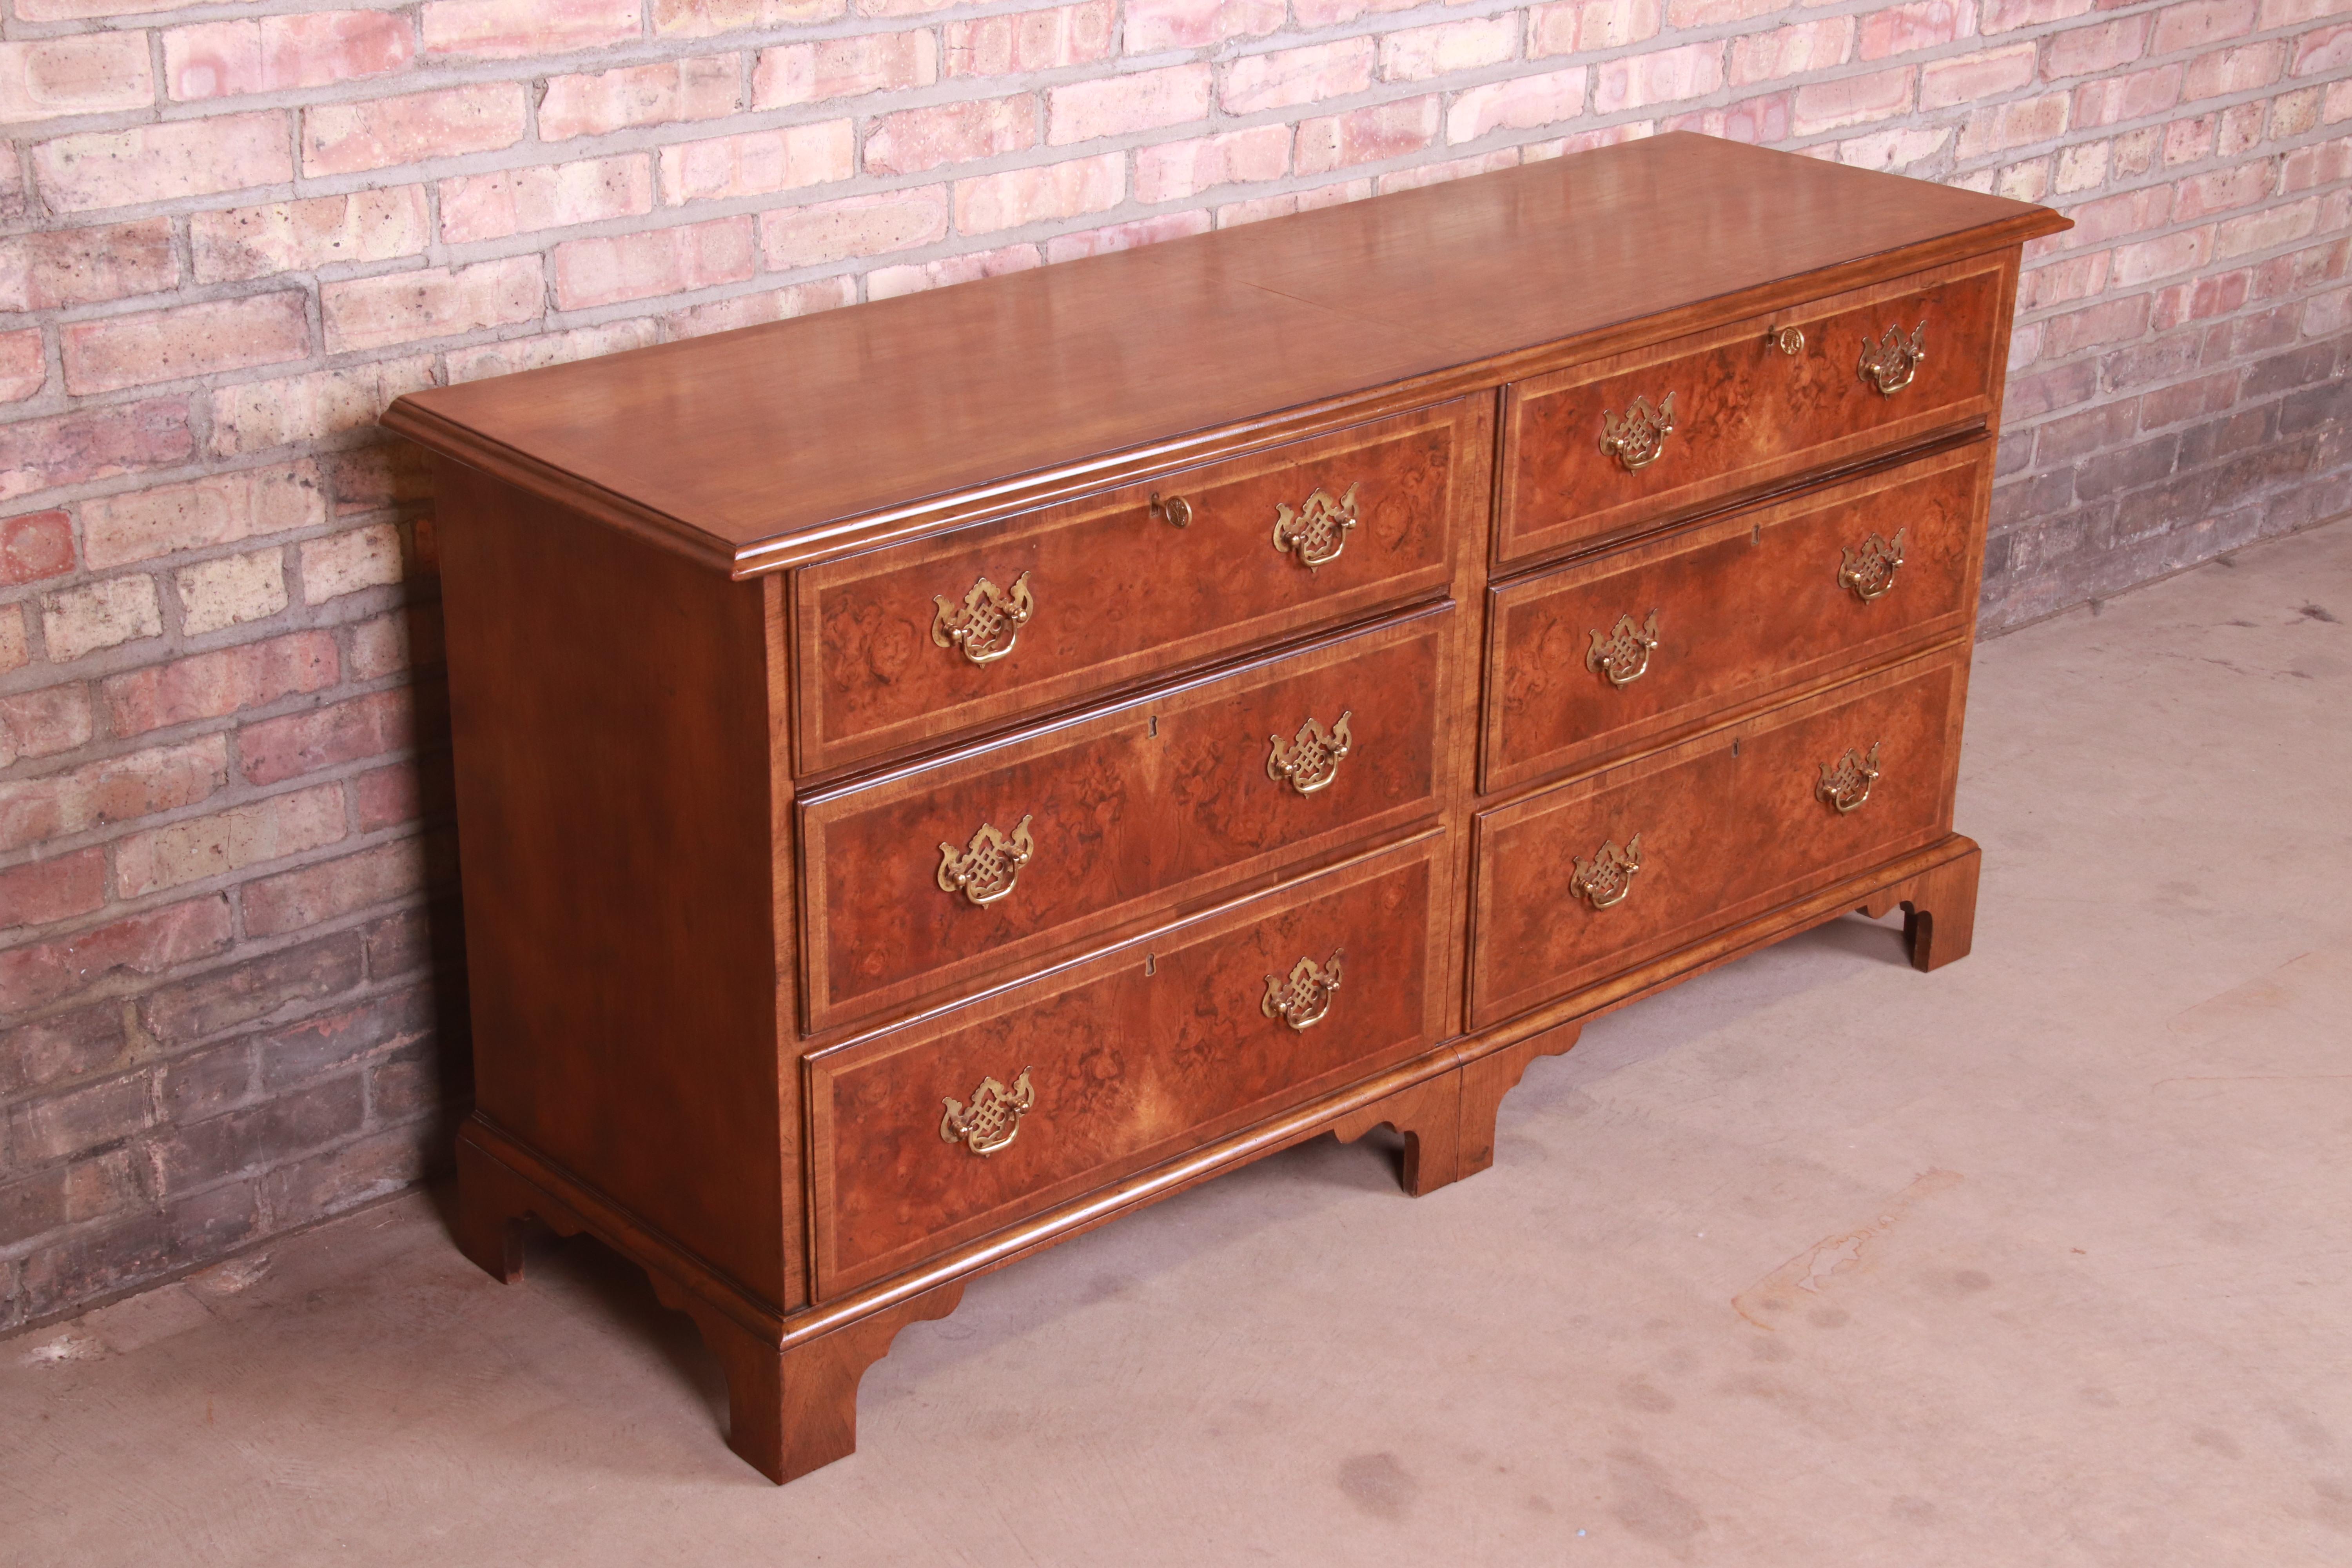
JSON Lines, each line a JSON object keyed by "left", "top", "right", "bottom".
{"left": 7, "top": 517, "right": 2349, "bottom": 1567}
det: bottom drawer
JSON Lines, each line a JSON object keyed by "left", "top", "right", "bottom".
{"left": 808, "top": 831, "right": 1454, "bottom": 1297}
{"left": 1469, "top": 648, "right": 1967, "bottom": 1031}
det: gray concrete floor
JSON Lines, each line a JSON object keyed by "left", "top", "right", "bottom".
{"left": 6, "top": 517, "right": 2349, "bottom": 1567}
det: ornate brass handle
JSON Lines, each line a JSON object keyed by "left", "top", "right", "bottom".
{"left": 1569, "top": 834, "right": 1642, "bottom": 910}
{"left": 1272, "top": 482, "right": 1358, "bottom": 570}
{"left": 1769, "top": 325, "right": 1805, "bottom": 355}
{"left": 940, "top": 1067, "right": 1034, "bottom": 1156}
{"left": 1586, "top": 610, "right": 1661, "bottom": 688}
{"left": 1151, "top": 492, "right": 1192, "bottom": 528}
{"left": 1599, "top": 392, "right": 1675, "bottom": 473}
{"left": 1837, "top": 528, "right": 1907, "bottom": 602}
{"left": 932, "top": 570, "right": 1033, "bottom": 664}
{"left": 937, "top": 814, "right": 1034, "bottom": 906}
{"left": 1262, "top": 951, "right": 1342, "bottom": 1031}
{"left": 1267, "top": 710, "right": 1352, "bottom": 795}
{"left": 1817, "top": 743, "right": 1882, "bottom": 814}
{"left": 1858, "top": 323, "right": 1927, "bottom": 397}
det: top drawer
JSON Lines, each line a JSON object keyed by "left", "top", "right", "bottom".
{"left": 1497, "top": 253, "right": 2011, "bottom": 564}
{"left": 793, "top": 397, "right": 1487, "bottom": 775}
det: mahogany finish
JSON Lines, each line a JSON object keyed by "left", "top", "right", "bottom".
{"left": 389, "top": 136, "right": 2066, "bottom": 1484}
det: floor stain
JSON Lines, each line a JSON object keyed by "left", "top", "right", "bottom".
{"left": 1618, "top": 1376, "right": 1676, "bottom": 1413}
{"left": 1732, "top": 1169, "right": 1964, "bottom": 1330}
{"left": 1607, "top": 1447, "right": 1708, "bottom": 1558}
{"left": 1335, "top": 1451, "right": 1417, "bottom": 1520}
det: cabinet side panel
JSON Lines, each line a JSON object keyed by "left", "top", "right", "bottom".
{"left": 437, "top": 459, "right": 791, "bottom": 1310}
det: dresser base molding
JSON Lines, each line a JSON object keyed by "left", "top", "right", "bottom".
{"left": 454, "top": 832, "right": 1979, "bottom": 1483}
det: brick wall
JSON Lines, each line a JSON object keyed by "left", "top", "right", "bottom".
{"left": 1, "top": 0, "right": 2345, "bottom": 1331}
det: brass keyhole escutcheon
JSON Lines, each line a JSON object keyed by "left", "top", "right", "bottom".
{"left": 1770, "top": 325, "right": 1805, "bottom": 355}
{"left": 1858, "top": 321, "right": 1927, "bottom": 397}
{"left": 1599, "top": 392, "right": 1676, "bottom": 473}
{"left": 1838, "top": 528, "right": 1907, "bottom": 602}
{"left": 1817, "top": 742, "right": 1882, "bottom": 814}
{"left": 1151, "top": 492, "right": 1192, "bottom": 528}
{"left": 1262, "top": 952, "right": 1342, "bottom": 1031}
{"left": 1569, "top": 834, "right": 1642, "bottom": 910}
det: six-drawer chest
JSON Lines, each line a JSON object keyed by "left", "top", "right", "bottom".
{"left": 384, "top": 132, "right": 2070, "bottom": 1483}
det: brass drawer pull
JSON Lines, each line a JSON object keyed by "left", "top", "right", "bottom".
{"left": 1817, "top": 743, "right": 1882, "bottom": 814}
{"left": 937, "top": 814, "right": 1034, "bottom": 906}
{"left": 940, "top": 1067, "right": 1034, "bottom": 1156}
{"left": 1769, "top": 325, "right": 1805, "bottom": 355}
{"left": 1267, "top": 710, "right": 1352, "bottom": 795}
{"left": 1272, "top": 482, "right": 1358, "bottom": 570}
{"left": 1569, "top": 834, "right": 1642, "bottom": 909}
{"left": 932, "top": 570, "right": 1033, "bottom": 664}
{"left": 1262, "top": 951, "right": 1342, "bottom": 1031}
{"left": 1599, "top": 392, "right": 1675, "bottom": 472}
{"left": 1858, "top": 322, "right": 1926, "bottom": 396}
{"left": 1151, "top": 492, "right": 1192, "bottom": 528}
{"left": 1838, "top": 528, "right": 1907, "bottom": 602}
{"left": 1586, "top": 609, "right": 1661, "bottom": 688}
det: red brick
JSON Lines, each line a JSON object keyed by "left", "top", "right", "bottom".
{"left": 1041, "top": 211, "right": 1212, "bottom": 264}
{"left": 156, "top": 1076, "right": 366, "bottom": 1189}
{"left": 352, "top": 761, "right": 421, "bottom": 832}
{"left": 658, "top": 278, "right": 853, "bottom": 339}
{"left": 1530, "top": 0, "right": 1662, "bottom": 56}
{"left": 9, "top": 1077, "right": 154, "bottom": 1167}
{"left": 2176, "top": 163, "right": 2275, "bottom": 222}
{"left": 1594, "top": 42, "right": 1728, "bottom": 114}
{"left": 1980, "top": 0, "right": 2092, "bottom": 31}
{"left": 2043, "top": 294, "right": 2153, "bottom": 358}
{"left": 422, "top": 0, "right": 639, "bottom": 57}
{"left": 33, "top": 114, "right": 292, "bottom": 214}
{"left": 191, "top": 190, "right": 429, "bottom": 283}
{"left": 1730, "top": 20, "right": 1853, "bottom": 87}
{"left": 2214, "top": 197, "right": 2320, "bottom": 260}
{"left": 752, "top": 33, "right": 936, "bottom": 107}
{"left": 321, "top": 444, "right": 431, "bottom": 518}
{"left": 866, "top": 243, "right": 1041, "bottom": 301}
{"left": 752, "top": 188, "right": 939, "bottom": 265}
{"left": 165, "top": 11, "right": 414, "bottom": 101}
{"left": 299, "top": 523, "right": 403, "bottom": 603}
{"left": 1049, "top": 65, "right": 1210, "bottom": 144}
{"left": 1296, "top": 96, "right": 1441, "bottom": 176}
{"left": 2044, "top": 16, "right": 2145, "bottom": 79}
{"left": 1134, "top": 125, "right": 1290, "bottom": 202}
{"left": 0, "top": 895, "right": 232, "bottom": 1016}
{"left": 2152, "top": 0, "right": 2256, "bottom": 56}
{"left": 239, "top": 690, "right": 414, "bottom": 787}
{"left": 0, "top": 845, "right": 104, "bottom": 929}
{"left": 61, "top": 293, "right": 310, "bottom": 397}
{"left": 538, "top": 55, "right": 741, "bottom": 141}
{"left": 1855, "top": 0, "right": 1972, "bottom": 60}
{"left": 2182, "top": 42, "right": 2285, "bottom": 102}
{"left": 258, "top": 984, "right": 434, "bottom": 1089}
{"left": 1446, "top": 69, "right": 1588, "bottom": 145}
{"left": 2294, "top": 24, "right": 2352, "bottom": 80}
{"left": 103, "top": 631, "right": 339, "bottom": 738}
{"left": 1220, "top": 40, "right": 1375, "bottom": 116}
{"left": 864, "top": 97, "right": 1038, "bottom": 178}
{"left": 1, "top": 509, "right": 73, "bottom": 584}
{"left": 440, "top": 157, "right": 650, "bottom": 244}
{"left": 1379, "top": 16, "right": 1518, "bottom": 82}
{"left": 1958, "top": 91, "right": 2071, "bottom": 156}
{"left": 0, "top": 683, "right": 92, "bottom": 769}
{"left": 1664, "top": 0, "right": 1778, "bottom": 23}
{"left": 952, "top": 154, "right": 1124, "bottom": 234}
{"left": 656, "top": 123, "right": 853, "bottom": 205}
{"left": 40, "top": 575, "right": 162, "bottom": 663}
{"left": 2151, "top": 268, "right": 2251, "bottom": 329}
{"left": 243, "top": 839, "right": 431, "bottom": 938}
{"left": 552, "top": 217, "right": 755, "bottom": 310}
{"left": 0, "top": 1002, "right": 126, "bottom": 1100}
{"left": 1792, "top": 65, "right": 1915, "bottom": 135}
{"left": 945, "top": 2, "right": 1114, "bottom": 76}
{"left": 1296, "top": 0, "right": 1417, "bottom": 21}
{"left": 1668, "top": 91, "right": 1795, "bottom": 146}
{"left": 651, "top": 0, "right": 844, "bottom": 34}
{"left": 83, "top": 463, "right": 321, "bottom": 572}
{"left": 321, "top": 258, "right": 543, "bottom": 354}
{"left": 0, "top": 35, "right": 153, "bottom": 126}
{"left": 116, "top": 784, "right": 346, "bottom": 899}
{"left": 0, "top": 221, "right": 173, "bottom": 312}
{"left": 0, "top": 328, "right": 40, "bottom": 405}
{"left": 1125, "top": 0, "right": 1283, "bottom": 51}
{"left": 301, "top": 84, "right": 526, "bottom": 177}
{"left": 211, "top": 361, "right": 435, "bottom": 458}
{"left": 0, "top": 399, "right": 193, "bottom": 505}
{"left": 2111, "top": 224, "right": 2214, "bottom": 287}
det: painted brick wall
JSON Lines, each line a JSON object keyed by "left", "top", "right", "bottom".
{"left": 0, "top": 0, "right": 2346, "bottom": 1331}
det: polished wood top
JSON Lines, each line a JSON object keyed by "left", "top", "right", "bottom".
{"left": 383, "top": 133, "right": 2067, "bottom": 576}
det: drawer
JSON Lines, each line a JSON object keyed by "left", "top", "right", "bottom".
{"left": 1468, "top": 648, "right": 1965, "bottom": 1031}
{"left": 793, "top": 397, "right": 1487, "bottom": 774}
{"left": 1483, "top": 439, "right": 1990, "bottom": 795}
{"left": 807, "top": 829, "right": 1453, "bottom": 1296}
{"left": 798, "top": 604, "right": 1461, "bottom": 1033}
{"left": 1497, "top": 253, "right": 2010, "bottom": 564}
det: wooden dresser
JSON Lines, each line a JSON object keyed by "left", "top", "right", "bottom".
{"left": 384, "top": 132, "right": 2068, "bottom": 1483}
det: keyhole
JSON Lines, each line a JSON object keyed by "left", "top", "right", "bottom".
{"left": 1752, "top": 523, "right": 1762, "bottom": 545}
{"left": 1732, "top": 737, "right": 1742, "bottom": 758}
{"left": 1145, "top": 953, "right": 1157, "bottom": 976}
{"left": 1148, "top": 714, "right": 1158, "bottom": 738}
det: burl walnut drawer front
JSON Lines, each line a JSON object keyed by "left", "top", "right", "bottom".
{"left": 808, "top": 831, "right": 1452, "bottom": 1296}
{"left": 1468, "top": 648, "right": 1967, "bottom": 1031}
{"left": 1483, "top": 439, "right": 1991, "bottom": 795}
{"left": 793, "top": 397, "right": 1485, "bottom": 775}
{"left": 798, "top": 604, "right": 1460, "bottom": 1033}
{"left": 1497, "top": 254, "right": 2008, "bottom": 564}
